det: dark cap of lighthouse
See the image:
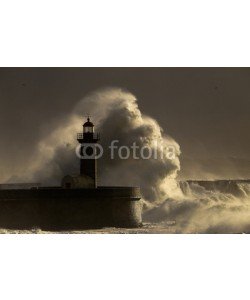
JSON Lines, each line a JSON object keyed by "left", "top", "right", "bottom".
{"left": 78, "top": 116, "right": 99, "bottom": 139}
{"left": 83, "top": 117, "right": 94, "bottom": 128}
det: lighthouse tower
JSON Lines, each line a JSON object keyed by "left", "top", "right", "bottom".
{"left": 77, "top": 117, "right": 100, "bottom": 188}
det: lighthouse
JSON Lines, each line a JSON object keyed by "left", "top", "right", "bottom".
{"left": 3, "top": 115, "right": 142, "bottom": 229}
{"left": 77, "top": 117, "right": 100, "bottom": 188}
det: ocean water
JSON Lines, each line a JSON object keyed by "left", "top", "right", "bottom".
{"left": 144, "top": 180, "right": 250, "bottom": 234}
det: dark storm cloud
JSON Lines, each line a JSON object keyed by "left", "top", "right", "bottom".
{"left": 0, "top": 68, "right": 249, "bottom": 181}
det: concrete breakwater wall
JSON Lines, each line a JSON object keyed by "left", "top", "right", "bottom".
{"left": 0, "top": 187, "right": 142, "bottom": 230}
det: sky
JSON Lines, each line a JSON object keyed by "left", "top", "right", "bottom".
{"left": 0, "top": 67, "right": 249, "bottom": 180}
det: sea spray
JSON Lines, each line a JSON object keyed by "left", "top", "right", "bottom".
{"left": 17, "top": 87, "right": 181, "bottom": 204}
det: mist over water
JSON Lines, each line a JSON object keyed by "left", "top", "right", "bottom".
{"left": 144, "top": 181, "right": 250, "bottom": 233}
{"left": 5, "top": 87, "right": 250, "bottom": 233}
